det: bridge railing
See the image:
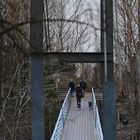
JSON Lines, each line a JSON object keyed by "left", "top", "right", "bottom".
{"left": 92, "top": 88, "right": 103, "bottom": 140}
{"left": 51, "top": 88, "right": 71, "bottom": 140}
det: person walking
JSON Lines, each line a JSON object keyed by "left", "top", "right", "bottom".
{"left": 79, "top": 79, "right": 86, "bottom": 97}
{"left": 68, "top": 79, "right": 75, "bottom": 97}
{"left": 76, "top": 84, "right": 83, "bottom": 110}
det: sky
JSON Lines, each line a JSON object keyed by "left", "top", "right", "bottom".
{"left": 83, "top": 0, "right": 101, "bottom": 52}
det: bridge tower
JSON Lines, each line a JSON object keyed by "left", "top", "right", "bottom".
{"left": 101, "top": 0, "right": 116, "bottom": 139}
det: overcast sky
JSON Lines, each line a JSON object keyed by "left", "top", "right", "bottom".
{"left": 84, "top": 0, "right": 100, "bottom": 52}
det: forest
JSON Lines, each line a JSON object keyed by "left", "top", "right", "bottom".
{"left": 0, "top": 0, "right": 140, "bottom": 140}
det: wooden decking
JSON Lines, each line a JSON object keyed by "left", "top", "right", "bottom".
{"left": 61, "top": 92, "right": 97, "bottom": 140}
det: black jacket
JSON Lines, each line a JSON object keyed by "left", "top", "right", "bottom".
{"left": 79, "top": 80, "right": 86, "bottom": 90}
{"left": 68, "top": 81, "right": 75, "bottom": 90}
{"left": 76, "top": 86, "right": 82, "bottom": 97}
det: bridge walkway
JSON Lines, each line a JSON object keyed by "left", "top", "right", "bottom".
{"left": 61, "top": 92, "right": 97, "bottom": 140}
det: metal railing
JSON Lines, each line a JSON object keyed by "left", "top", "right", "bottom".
{"left": 92, "top": 88, "right": 103, "bottom": 140}
{"left": 51, "top": 88, "right": 71, "bottom": 140}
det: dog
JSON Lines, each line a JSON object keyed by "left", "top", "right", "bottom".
{"left": 88, "top": 101, "right": 92, "bottom": 110}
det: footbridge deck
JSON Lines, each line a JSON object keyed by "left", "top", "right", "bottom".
{"left": 51, "top": 89, "right": 103, "bottom": 140}
{"left": 61, "top": 93, "right": 97, "bottom": 140}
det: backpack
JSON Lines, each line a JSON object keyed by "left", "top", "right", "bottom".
{"left": 80, "top": 80, "right": 86, "bottom": 89}
{"left": 76, "top": 87, "right": 83, "bottom": 97}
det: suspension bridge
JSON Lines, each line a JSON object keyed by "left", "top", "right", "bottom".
{"left": 30, "top": 0, "right": 116, "bottom": 140}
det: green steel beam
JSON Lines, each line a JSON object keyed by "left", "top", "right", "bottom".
{"left": 30, "top": 0, "right": 45, "bottom": 140}
{"left": 31, "top": 52, "right": 112, "bottom": 63}
{"left": 102, "top": 0, "right": 117, "bottom": 140}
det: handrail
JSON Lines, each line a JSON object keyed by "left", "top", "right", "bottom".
{"left": 51, "top": 88, "right": 71, "bottom": 140}
{"left": 92, "top": 88, "right": 103, "bottom": 140}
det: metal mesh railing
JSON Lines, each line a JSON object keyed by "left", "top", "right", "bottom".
{"left": 51, "top": 88, "right": 71, "bottom": 140}
{"left": 92, "top": 88, "right": 103, "bottom": 140}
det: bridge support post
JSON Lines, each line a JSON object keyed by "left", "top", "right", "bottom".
{"left": 103, "top": 82, "right": 116, "bottom": 140}
{"left": 30, "top": 0, "right": 45, "bottom": 140}
{"left": 101, "top": 0, "right": 116, "bottom": 139}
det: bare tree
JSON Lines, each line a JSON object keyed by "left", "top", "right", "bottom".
{"left": 0, "top": 0, "right": 31, "bottom": 140}
{"left": 0, "top": 0, "right": 100, "bottom": 139}
{"left": 114, "top": 0, "right": 140, "bottom": 139}
{"left": 43, "top": 0, "right": 97, "bottom": 52}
